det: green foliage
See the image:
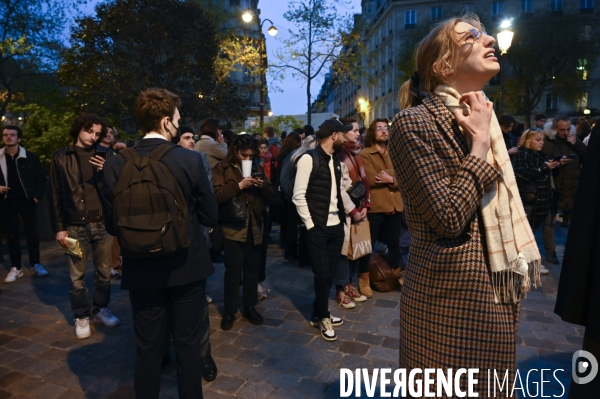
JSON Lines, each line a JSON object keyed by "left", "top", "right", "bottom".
{"left": 503, "top": 12, "right": 599, "bottom": 124}
{"left": 8, "top": 104, "right": 76, "bottom": 171}
{"left": 237, "top": 115, "right": 304, "bottom": 136}
{"left": 59, "top": 0, "right": 250, "bottom": 127}
{"left": 0, "top": 0, "right": 77, "bottom": 118}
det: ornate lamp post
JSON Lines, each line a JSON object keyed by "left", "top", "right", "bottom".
{"left": 497, "top": 20, "right": 514, "bottom": 115}
{"left": 242, "top": 10, "right": 278, "bottom": 125}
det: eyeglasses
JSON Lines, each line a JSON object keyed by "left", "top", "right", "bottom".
{"left": 461, "top": 27, "right": 487, "bottom": 42}
{"left": 376, "top": 126, "right": 389, "bottom": 132}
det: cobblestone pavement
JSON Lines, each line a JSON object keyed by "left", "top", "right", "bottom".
{"left": 0, "top": 224, "right": 580, "bottom": 398}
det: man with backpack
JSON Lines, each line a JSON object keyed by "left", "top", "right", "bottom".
{"left": 51, "top": 113, "right": 120, "bottom": 339}
{"left": 292, "top": 119, "right": 351, "bottom": 341}
{"left": 101, "top": 88, "right": 218, "bottom": 398}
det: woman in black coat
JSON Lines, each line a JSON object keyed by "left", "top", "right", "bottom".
{"left": 512, "top": 129, "right": 559, "bottom": 274}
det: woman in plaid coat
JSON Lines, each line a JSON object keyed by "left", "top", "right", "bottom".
{"left": 390, "top": 15, "right": 539, "bottom": 396}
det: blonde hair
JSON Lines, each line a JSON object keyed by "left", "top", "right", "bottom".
{"left": 398, "top": 14, "right": 485, "bottom": 110}
{"left": 519, "top": 129, "right": 544, "bottom": 149}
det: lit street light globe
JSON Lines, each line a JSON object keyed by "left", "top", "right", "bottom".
{"left": 268, "top": 25, "right": 278, "bottom": 36}
{"left": 242, "top": 11, "right": 253, "bottom": 23}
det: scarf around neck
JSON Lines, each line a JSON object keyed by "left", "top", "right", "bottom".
{"left": 435, "top": 85, "right": 541, "bottom": 304}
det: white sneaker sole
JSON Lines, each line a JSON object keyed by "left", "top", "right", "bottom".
{"left": 337, "top": 301, "right": 356, "bottom": 309}
{"left": 320, "top": 331, "right": 337, "bottom": 341}
{"left": 76, "top": 330, "right": 91, "bottom": 339}
{"left": 350, "top": 296, "right": 367, "bottom": 302}
{"left": 5, "top": 271, "right": 23, "bottom": 283}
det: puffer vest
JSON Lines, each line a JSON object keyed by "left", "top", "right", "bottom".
{"left": 306, "top": 146, "right": 345, "bottom": 229}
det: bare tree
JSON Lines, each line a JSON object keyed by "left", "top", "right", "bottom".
{"left": 271, "top": 0, "right": 359, "bottom": 127}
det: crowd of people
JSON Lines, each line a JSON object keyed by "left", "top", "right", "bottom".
{"left": 0, "top": 13, "right": 598, "bottom": 399}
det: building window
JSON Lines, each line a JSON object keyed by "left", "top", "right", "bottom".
{"left": 389, "top": 17, "right": 393, "bottom": 33}
{"left": 578, "top": 59, "right": 589, "bottom": 80}
{"left": 521, "top": 0, "right": 533, "bottom": 13}
{"left": 431, "top": 7, "right": 443, "bottom": 21}
{"left": 549, "top": 0, "right": 564, "bottom": 11}
{"left": 404, "top": 10, "right": 417, "bottom": 29}
{"left": 575, "top": 93, "right": 588, "bottom": 111}
{"left": 492, "top": 2, "right": 505, "bottom": 16}
{"left": 580, "top": 0, "right": 594, "bottom": 11}
{"left": 546, "top": 94, "right": 558, "bottom": 113}
{"left": 462, "top": 3, "right": 474, "bottom": 13}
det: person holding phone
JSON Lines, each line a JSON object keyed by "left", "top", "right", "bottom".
{"left": 391, "top": 15, "right": 541, "bottom": 394}
{"left": 213, "top": 135, "right": 273, "bottom": 330}
{"left": 541, "top": 116, "right": 587, "bottom": 262}
{"left": 50, "top": 113, "right": 120, "bottom": 339}
{"left": 512, "top": 129, "right": 560, "bottom": 275}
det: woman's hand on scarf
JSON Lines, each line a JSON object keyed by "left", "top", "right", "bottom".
{"left": 452, "top": 91, "right": 493, "bottom": 160}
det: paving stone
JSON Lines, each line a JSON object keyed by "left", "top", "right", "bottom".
{"left": 213, "top": 343, "right": 244, "bottom": 359}
{"left": 0, "top": 335, "right": 17, "bottom": 347}
{"left": 216, "top": 358, "right": 246, "bottom": 376}
{"left": 383, "top": 337, "right": 399, "bottom": 348}
{"left": 11, "top": 326, "right": 43, "bottom": 338}
{"left": 28, "top": 381, "right": 69, "bottom": 399}
{"left": 355, "top": 333, "right": 384, "bottom": 345}
{"left": 295, "top": 378, "right": 328, "bottom": 396}
{"left": 236, "top": 381, "right": 275, "bottom": 399}
{"left": 291, "top": 360, "right": 322, "bottom": 378}
{"left": 368, "top": 345, "right": 399, "bottom": 363}
{"left": 339, "top": 341, "right": 369, "bottom": 356}
{"left": 208, "top": 375, "right": 244, "bottom": 393}
{"left": 268, "top": 388, "right": 307, "bottom": 399}
{"left": 373, "top": 299, "right": 397, "bottom": 309}
{"left": 0, "top": 370, "right": 26, "bottom": 388}
{"left": 235, "top": 349, "right": 264, "bottom": 365}
{"left": 267, "top": 372, "right": 300, "bottom": 389}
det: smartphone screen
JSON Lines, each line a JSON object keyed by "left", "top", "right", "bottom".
{"left": 252, "top": 173, "right": 263, "bottom": 179}
{"left": 552, "top": 155, "right": 563, "bottom": 162}
{"left": 94, "top": 148, "right": 108, "bottom": 159}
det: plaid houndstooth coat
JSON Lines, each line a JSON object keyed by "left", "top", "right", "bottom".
{"left": 389, "top": 94, "right": 520, "bottom": 396}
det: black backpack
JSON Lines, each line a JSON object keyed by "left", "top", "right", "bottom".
{"left": 286, "top": 148, "right": 320, "bottom": 203}
{"left": 113, "top": 143, "right": 191, "bottom": 258}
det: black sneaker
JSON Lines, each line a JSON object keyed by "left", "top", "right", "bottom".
{"left": 310, "top": 313, "right": 343, "bottom": 327}
{"left": 319, "top": 318, "right": 336, "bottom": 341}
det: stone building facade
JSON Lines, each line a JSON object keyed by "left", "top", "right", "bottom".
{"left": 314, "top": 0, "right": 599, "bottom": 126}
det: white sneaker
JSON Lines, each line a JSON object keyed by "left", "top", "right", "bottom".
{"left": 94, "top": 308, "right": 121, "bottom": 327}
{"left": 257, "top": 283, "right": 267, "bottom": 300}
{"left": 75, "top": 317, "right": 91, "bottom": 339}
{"left": 540, "top": 265, "right": 550, "bottom": 275}
{"left": 319, "top": 318, "right": 337, "bottom": 341}
{"left": 206, "top": 295, "right": 213, "bottom": 304}
{"left": 5, "top": 267, "right": 23, "bottom": 283}
{"left": 32, "top": 264, "right": 48, "bottom": 277}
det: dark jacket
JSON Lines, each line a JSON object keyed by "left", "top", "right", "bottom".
{"left": 0, "top": 146, "right": 46, "bottom": 201}
{"left": 50, "top": 144, "right": 113, "bottom": 232}
{"left": 101, "top": 138, "right": 218, "bottom": 290}
{"left": 306, "top": 146, "right": 345, "bottom": 229}
{"left": 213, "top": 158, "right": 273, "bottom": 244}
{"left": 541, "top": 134, "right": 586, "bottom": 210}
{"left": 555, "top": 132, "right": 600, "bottom": 399}
{"left": 512, "top": 147, "right": 558, "bottom": 229}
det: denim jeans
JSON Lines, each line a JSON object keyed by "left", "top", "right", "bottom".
{"left": 65, "top": 222, "right": 113, "bottom": 319}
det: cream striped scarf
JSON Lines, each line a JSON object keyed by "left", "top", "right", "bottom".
{"left": 435, "top": 85, "right": 541, "bottom": 304}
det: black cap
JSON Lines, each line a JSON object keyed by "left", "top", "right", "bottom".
{"left": 316, "top": 119, "right": 352, "bottom": 139}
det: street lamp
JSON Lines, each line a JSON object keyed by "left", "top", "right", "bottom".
{"left": 241, "top": 9, "right": 278, "bottom": 125}
{"left": 497, "top": 19, "right": 514, "bottom": 115}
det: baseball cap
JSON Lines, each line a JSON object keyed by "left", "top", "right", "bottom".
{"left": 316, "top": 119, "right": 353, "bottom": 139}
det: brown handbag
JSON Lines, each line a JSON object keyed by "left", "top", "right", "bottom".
{"left": 369, "top": 254, "right": 400, "bottom": 292}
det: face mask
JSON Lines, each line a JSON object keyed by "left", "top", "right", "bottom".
{"left": 167, "top": 120, "right": 181, "bottom": 139}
